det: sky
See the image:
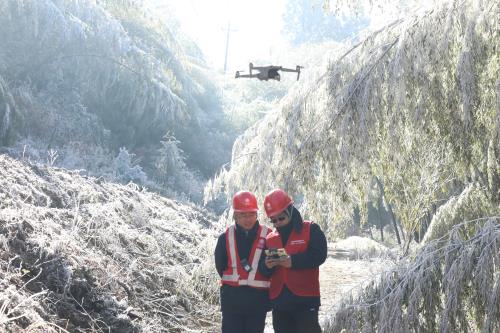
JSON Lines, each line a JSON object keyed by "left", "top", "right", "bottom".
{"left": 152, "top": 0, "right": 287, "bottom": 72}
{"left": 150, "top": 0, "right": 434, "bottom": 73}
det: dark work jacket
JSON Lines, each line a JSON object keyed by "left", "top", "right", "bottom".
{"left": 260, "top": 206, "right": 328, "bottom": 311}
{"left": 214, "top": 221, "right": 270, "bottom": 314}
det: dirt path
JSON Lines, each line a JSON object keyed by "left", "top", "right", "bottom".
{"left": 318, "top": 257, "right": 390, "bottom": 324}
{"left": 263, "top": 253, "right": 391, "bottom": 332}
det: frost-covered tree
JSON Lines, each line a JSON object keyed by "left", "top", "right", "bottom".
{"left": 323, "top": 220, "right": 500, "bottom": 332}
{"left": 0, "top": 77, "right": 17, "bottom": 146}
{"left": 155, "top": 133, "right": 186, "bottom": 186}
{"left": 152, "top": 133, "right": 203, "bottom": 201}
{"left": 206, "top": 0, "right": 499, "bottom": 242}
{"left": 0, "top": 0, "right": 233, "bottom": 198}
{"left": 282, "top": 0, "right": 368, "bottom": 45}
{"left": 113, "top": 147, "right": 147, "bottom": 184}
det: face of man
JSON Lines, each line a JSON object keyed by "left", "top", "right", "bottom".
{"left": 234, "top": 212, "right": 258, "bottom": 230}
{"left": 270, "top": 212, "right": 290, "bottom": 228}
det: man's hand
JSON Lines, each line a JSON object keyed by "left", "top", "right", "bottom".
{"left": 265, "top": 256, "right": 279, "bottom": 269}
{"left": 265, "top": 255, "right": 292, "bottom": 269}
{"left": 277, "top": 255, "right": 292, "bottom": 268}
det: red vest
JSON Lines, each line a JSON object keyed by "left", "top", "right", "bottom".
{"left": 221, "top": 224, "right": 271, "bottom": 289}
{"left": 266, "top": 221, "right": 320, "bottom": 299}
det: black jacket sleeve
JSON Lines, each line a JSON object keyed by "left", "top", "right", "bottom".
{"left": 290, "top": 223, "right": 327, "bottom": 269}
{"left": 214, "top": 233, "right": 227, "bottom": 278}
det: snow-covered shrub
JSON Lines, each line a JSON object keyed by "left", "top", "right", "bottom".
{"left": 331, "top": 236, "right": 394, "bottom": 260}
{"left": 323, "top": 219, "right": 500, "bottom": 333}
{"left": 153, "top": 134, "right": 204, "bottom": 202}
{"left": 113, "top": 147, "right": 147, "bottom": 185}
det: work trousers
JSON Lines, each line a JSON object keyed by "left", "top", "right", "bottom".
{"left": 221, "top": 311, "right": 267, "bottom": 333}
{"left": 272, "top": 307, "right": 322, "bottom": 333}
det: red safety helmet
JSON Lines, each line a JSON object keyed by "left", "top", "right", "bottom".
{"left": 232, "top": 191, "right": 259, "bottom": 212}
{"left": 263, "top": 189, "right": 293, "bottom": 218}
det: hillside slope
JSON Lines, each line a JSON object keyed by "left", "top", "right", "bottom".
{"left": 0, "top": 154, "right": 219, "bottom": 332}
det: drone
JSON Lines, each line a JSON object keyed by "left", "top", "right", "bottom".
{"left": 235, "top": 63, "right": 303, "bottom": 81}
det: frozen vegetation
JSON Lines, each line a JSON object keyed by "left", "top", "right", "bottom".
{"left": 206, "top": 0, "right": 498, "bottom": 242}
{"left": 206, "top": 0, "right": 499, "bottom": 330}
{"left": 0, "top": 0, "right": 238, "bottom": 202}
{"left": 323, "top": 220, "right": 499, "bottom": 332}
{"left": 0, "top": 0, "right": 498, "bottom": 332}
{"left": 0, "top": 154, "right": 220, "bottom": 332}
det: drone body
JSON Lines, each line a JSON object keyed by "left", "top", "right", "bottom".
{"left": 235, "top": 63, "right": 303, "bottom": 81}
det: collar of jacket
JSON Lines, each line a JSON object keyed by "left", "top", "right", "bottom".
{"left": 292, "top": 206, "right": 305, "bottom": 233}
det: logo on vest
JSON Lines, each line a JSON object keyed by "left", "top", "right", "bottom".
{"left": 290, "top": 239, "right": 305, "bottom": 245}
{"left": 257, "top": 238, "right": 266, "bottom": 249}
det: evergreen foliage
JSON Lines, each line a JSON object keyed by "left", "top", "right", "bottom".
{"left": 153, "top": 133, "right": 203, "bottom": 202}
{"left": 113, "top": 147, "right": 147, "bottom": 184}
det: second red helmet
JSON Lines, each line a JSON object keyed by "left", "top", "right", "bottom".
{"left": 232, "top": 191, "right": 259, "bottom": 212}
{"left": 263, "top": 189, "right": 293, "bottom": 218}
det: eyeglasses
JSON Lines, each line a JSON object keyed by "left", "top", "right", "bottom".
{"left": 270, "top": 215, "right": 287, "bottom": 224}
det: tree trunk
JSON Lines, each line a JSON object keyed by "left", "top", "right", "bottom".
{"left": 388, "top": 203, "right": 401, "bottom": 245}
{"left": 398, "top": 218, "right": 406, "bottom": 241}
{"left": 376, "top": 203, "right": 384, "bottom": 242}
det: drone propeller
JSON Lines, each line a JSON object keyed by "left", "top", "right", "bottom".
{"left": 296, "top": 65, "right": 303, "bottom": 81}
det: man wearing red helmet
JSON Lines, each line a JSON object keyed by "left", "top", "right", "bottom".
{"left": 214, "top": 191, "right": 271, "bottom": 333}
{"left": 262, "top": 189, "right": 327, "bottom": 333}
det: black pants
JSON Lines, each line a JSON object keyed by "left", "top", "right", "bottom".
{"left": 221, "top": 311, "right": 267, "bottom": 333}
{"left": 272, "top": 307, "right": 322, "bottom": 333}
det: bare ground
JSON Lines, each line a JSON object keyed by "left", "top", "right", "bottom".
{"left": 318, "top": 256, "right": 392, "bottom": 324}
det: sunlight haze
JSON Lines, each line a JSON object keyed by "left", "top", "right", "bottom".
{"left": 153, "top": 0, "right": 287, "bottom": 72}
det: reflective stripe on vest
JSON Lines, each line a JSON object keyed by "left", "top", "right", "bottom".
{"left": 221, "top": 225, "right": 270, "bottom": 289}
{"left": 221, "top": 224, "right": 239, "bottom": 282}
